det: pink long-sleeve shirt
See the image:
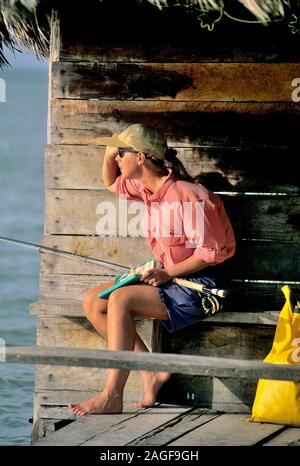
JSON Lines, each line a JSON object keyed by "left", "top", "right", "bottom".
{"left": 115, "top": 171, "right": 235, "bottom": 268}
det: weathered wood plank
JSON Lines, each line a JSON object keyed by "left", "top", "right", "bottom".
{"left": 51, "top": 100, "right": 300, "bottom": 148}
{"left": 6, "top": 346, "right": 300, "bottom": 382}
{"left": 34, "top": 364, "right": 143, "bottom": 396}
{"left": 36, "top": 399, "right": 140, "bottom": 422}
{"left": 169, "top": 413, "right": 284, "bottom": 446}
{"left": 39, "top": 273, "right": 112, "bottom": 301}
{"left": 263, "top": 427, "right": 300, "bottom": 446}
{"left": 45, "top": 144, "right": 300, "bottom": 194}
{"left": 44, "top": 145, "right": 106, "bottom": 190}
{"left": 40, "top": 235, "right": 151, "bottom": 275}
{"left": 44, "top": 189, "right": 300, "bottom": 242}
{"left": 159, "top": 376, "right": 257, "bottom": 412}
{"left": 35, "top": 365, "right": 110, "bottom": 392}
{"left": 83, "top": 405, "right": 192, "bottom": 446}
{"left": 227, "top": 242, "right": 300, "bottom": 281}
{"left": 33, "top": 404, "right": 191, "bottom": 446}
{"left": 158, "top": 323, "right": 275, "bottom": 408}
{"left": 128, "top": 408, "right": 221, "bottom": 446}
{"left": 37, "top": 316, "right": 106, "bottom": 349}
{"left": 39, "top": 234, "right": 300, "bottom": 281}
{"left": 33, "top": 405, "right": 141, "bottom": 445}
{"left": 39, "top": 272, "right": 289, "bottom": 310}
{"left": 29, "top": 300, "right": 280, "bottom": 325}
{"left": 33, "top": 365, "right": 256, "bottom": 414}
{"left": 161, "top": 322, "right": 275, "bottom": 361}
{"left": 61, "top": 39, "right": 300, "bottom": 64}
{"left": 37, "top": 315, "right": 159, "bottom": 353}
{"left": 52, "top": 62, "right": 300, "bottom": 102}
{"left": 37, "top": 390, "right": 97, "bottom": 406}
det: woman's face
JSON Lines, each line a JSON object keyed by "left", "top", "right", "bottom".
{"left": 115, "top": 149, "right": 144, "bottom": 179}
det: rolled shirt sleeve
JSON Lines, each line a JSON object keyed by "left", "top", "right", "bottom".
{"left": 185, "top": 196, "right": 236, "bottom": 265}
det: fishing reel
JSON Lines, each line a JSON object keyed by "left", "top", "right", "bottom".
{"left": 198, "top": 292, "right": 222, "bottom": 316}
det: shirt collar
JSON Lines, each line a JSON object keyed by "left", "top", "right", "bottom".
{"left": 144, "top": 170, "right": 176, "bottom": 203}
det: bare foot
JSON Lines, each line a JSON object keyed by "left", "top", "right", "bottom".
{"left": 68, "top": 390, "right": 123, "bottom": 416}
{"left": 134, "top": 371, "right": 171, "bottom": 409}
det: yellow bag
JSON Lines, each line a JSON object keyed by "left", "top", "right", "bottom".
{"left": 250, "top": 285, "right": 300, "bottom": 426}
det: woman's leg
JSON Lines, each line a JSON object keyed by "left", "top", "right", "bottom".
{"left": 81, "top": 281, "right": 151, "bottom": 354}
{"left": 69, "top": 284, "right": 170, "bottom": 415}
{"left": 82, "top": 281, "right": 170, "bottom": 407}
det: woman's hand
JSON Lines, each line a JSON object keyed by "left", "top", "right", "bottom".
{"left": 140, "top": 268, "right": 171, "bottom": 286}
{"left": 105, "top": 146, "right": 118, "bottom": 158}
{"left": 104, "top": 133, "right": 120, "bottom": 158}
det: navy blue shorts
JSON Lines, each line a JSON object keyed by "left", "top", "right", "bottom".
{"left": 157, "top": 266, "right": 228, "bottom": 333}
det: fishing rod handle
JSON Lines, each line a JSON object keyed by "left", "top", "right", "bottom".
{"left": 173, "top": 278, "right": 228, "bottom": 298}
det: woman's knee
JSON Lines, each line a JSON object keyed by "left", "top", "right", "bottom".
{"left": 107, "top": 289, "right": 132, "bottom": 316}
{"left": 83, "top": 287, "right": 106, "bottom": 320}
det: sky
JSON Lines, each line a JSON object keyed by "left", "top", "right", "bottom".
{"left": 2, "top": 45, "right": 48, "bottom": 70}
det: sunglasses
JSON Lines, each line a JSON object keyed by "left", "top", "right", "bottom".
{"left": 117, "top": 148, "right": 139, "bottom": 158}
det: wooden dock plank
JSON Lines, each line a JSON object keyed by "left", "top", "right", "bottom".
{"left": 169, "top": 413, "right": 284, "bottom": 446}
{"left": 82, "top": 405, "right": 192, "bottom": 446}
{"left": 33, "top": 403, "right": 140, "bottom": 446}
{"left": 128, "top": 408, "right": 221, "bottom": 446}
{"left": 263, "top": 427, "right": 300, "bottom": 446}
{"left": 32, "top": 406, "right": 294, "bottom": 447}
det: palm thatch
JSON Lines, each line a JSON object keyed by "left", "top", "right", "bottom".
{"left": 147, "top": 1, "right": 287, "bottom": 23}
{"left": 0, "top": 0, "right": 52, "bottom": 66}
{"left": 0, "top": 0, "right": 295, "bottom": 67}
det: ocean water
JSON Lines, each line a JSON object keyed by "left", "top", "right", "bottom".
{"left": 0, "top": 69, "right": 48, "bottom": 445}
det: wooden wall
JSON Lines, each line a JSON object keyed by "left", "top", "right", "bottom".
{"left": 32, "top": 2, "right": 300, "bottom": 438}
{"left": 45, "top": 58, "right": 300, "bottom": 309}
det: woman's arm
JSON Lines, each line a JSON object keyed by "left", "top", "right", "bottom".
{"left": 102, "top": 145, "right": 120, "bottom": 192}
{"left": 141, "top": 255, "right": 208, "bottom": 286}
{"left": 165, "top": 254, "right": 208, "bottom": 278}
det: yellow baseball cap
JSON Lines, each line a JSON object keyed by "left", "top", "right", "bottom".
{"left": 98, "top": 124, "right": 168, "bottom": 160}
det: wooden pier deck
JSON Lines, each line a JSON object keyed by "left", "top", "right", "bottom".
{"left": 32, "top": 403, "right": 300, "bottom": 446}
{"left": 6, "top": 346, "right": 300, "bottom": 447}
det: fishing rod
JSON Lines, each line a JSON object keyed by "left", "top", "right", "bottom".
{"left": 0, "top": 235, "right": 228, "bottom": 298}
{"left": 0, "top": 235, "right": 128, "bottom": 272}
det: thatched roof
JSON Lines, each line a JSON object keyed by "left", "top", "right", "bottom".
{"left": 148, "top": 1, "right": 287, "bottom": 22}
{"left": 0, "top": 0, "right": 296, "bottom": 66}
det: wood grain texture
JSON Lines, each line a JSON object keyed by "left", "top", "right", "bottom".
{"left": 36, "top": 315, "right": 158, "bottom": 352}
{"left": 83, "top": 405, "right": 191, "bottom": 446}
{"left": 33, "top": 405, "right": 191, "bottom": 446}
{"left": 39, "top": 234, "right": 300, "bottom": 281}
{"left": 30, "top": 300, "right": 281, "bottom": 327}
{"left": 30, "top": 299, "right": 281, "bottom": 325}
{"left": 38, "top": 272, "right": 288, "bottom": 310}
{"left": 158, "top": 323, "right": 275, "bottom": 407}
{"left": 45, "top": 144, "right": 300, "bottom": 194}
{"left": 44, "top": 189, "right": 300, "bottom": 242}
{"left": 44, "top": 144, "right": 105, "bottom": 190}
{"left": 169, "top": 413, "right": 283, "bottom": 446}
{"left": 50, "top": 99, "right": 300, "bottom": 148}
{"left": 263, "top": 427, "right": 300, "bottom": 446}
{"left": 61, "top": 40, "right": 300, "bottom": 64}
{"left": 7, "top": 346, "right": 300, "bottom": 382}
{"left": 128, "top": 409, "right": 221, "bottom": 446}
{"left": 52, "top": 62, "right": 300, "bottom": 102}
